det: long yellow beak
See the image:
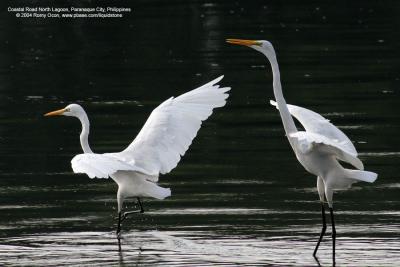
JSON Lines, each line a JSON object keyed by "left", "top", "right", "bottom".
{"left": 226, "top": 39, "right": 261, "bottom": 46}
{"left": 44, "top": 108, "right": 66, "bottom": 117}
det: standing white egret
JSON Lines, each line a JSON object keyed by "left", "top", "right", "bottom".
{"left": 44, "top": 76, "right": 230, "bottom": 235}
{"left": 227, "top": 39, "right": 377, "bottom": 263}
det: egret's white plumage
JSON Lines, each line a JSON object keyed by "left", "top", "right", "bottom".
{"left": 270, "top": 100, "right": 357, "bottom": 155}
{"left": 45, "top": 76, "right": 230, "bottom": 232}
{"left": 226, "top": 39, "right": 377, "bottom": 205}
{"left": 119, "top": 76, "right": 230, "bottom": 175}
{"left": 227, "top": 38, "right": 377, "bottom": 262}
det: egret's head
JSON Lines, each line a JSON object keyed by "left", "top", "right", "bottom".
{"left": 226, "top": 39, "right": 275, "bottom": 57}
{"left": 44, "top": 103, "right": 85, "bottom": 118}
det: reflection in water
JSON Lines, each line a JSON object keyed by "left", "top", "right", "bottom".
{"left": 1, "top": 228, "right": 400, "bottom": 266}
{"left": 0, "top": 0, "right": 399, "bottom": 266}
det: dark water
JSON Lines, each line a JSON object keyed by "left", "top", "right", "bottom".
{"left": 1, "top": 1, "right": 399, "bottom": 266}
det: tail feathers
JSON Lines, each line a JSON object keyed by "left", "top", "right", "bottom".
{"left": 146, "top": 183, "right": 171, "bottom": 200}
{"left": 345, "top": 169, "right": 378, "bottom": 183}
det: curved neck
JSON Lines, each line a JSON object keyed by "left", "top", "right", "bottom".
{"left": 266, "top": 52, "right": 298, "bottom": 142}
{"left": 78, "top": 112, "right": 93, "bottom": 154}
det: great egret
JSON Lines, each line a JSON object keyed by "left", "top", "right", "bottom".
{"left": 227, "top": 39, "right": 377, "bottom": 263}
{"left": 44, "top": 76, "right": 230, "bottom": 235}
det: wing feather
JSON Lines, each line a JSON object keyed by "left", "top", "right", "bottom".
{"left": 70, "top": 76, "right": 229, "bottom": 179}
{"left": 270, "top": 100, "right": 357, "bottom": 155}
{"left": 116, "top": 76, "right": 230, "bottom": 175}
{"left": 289, "top": 131, "right": 364, "bottom": 170}
{"left": 71, "top": 153, "right": 148, "bottom": 179}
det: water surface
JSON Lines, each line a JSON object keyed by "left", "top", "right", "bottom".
{"left": 0, "top": 1, "right": 399, "bottom": 266}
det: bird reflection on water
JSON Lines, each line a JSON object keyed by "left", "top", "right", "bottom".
{"left": 0, "top": 1, "right": 398, "bottom": 266}
{"left": 0, "top": 217, "right": 399, "bottom": 266}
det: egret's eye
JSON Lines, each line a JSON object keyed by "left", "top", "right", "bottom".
{"left": 65, "top": 108, "right": 70, "bottom": 112}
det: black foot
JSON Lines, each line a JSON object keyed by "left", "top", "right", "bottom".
{"left": 121, "top": 211, "right": 138, "bottom": 222}
{"left": 115, "top": 198, "right": 145, "bottom": 236}
{"left": 313, "top": 255, "right": 322, "bottom": 267}
{"left": 137, "top": 197, "right": 145, "bottom": 213}
{"left": 117, "top": 235, "right": 122, "bottom": 252}
{"left": 116, "top": 211, "right": 122, "bottom": 237}
{"left": 330, "top": 207, "right": 336, "bottom": 266}
{"left": 313, "top": 203, "right": 327, "bottom": 257}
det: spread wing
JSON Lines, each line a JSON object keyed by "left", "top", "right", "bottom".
{"left": 70, "top": 76, "right": 230, "bottom": 179}
{"left": 289, "top": 131, "right": 364, "bottom": 170}
{"left": 270, "top": 100, "right": 357, "bottom": 155}
{"left": 118, "top": 75, "right": 230, "bottom": 175}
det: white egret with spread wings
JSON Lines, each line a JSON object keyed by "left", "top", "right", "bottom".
{"left": 45, "top": 76, "right": 230, "bottom": 235}
{"left": 227, "top": 39, "right": 377, "bottom": 264}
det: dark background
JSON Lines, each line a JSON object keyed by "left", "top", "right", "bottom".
{"left": 0, "top": 1, "right": 399, "bottom": 266}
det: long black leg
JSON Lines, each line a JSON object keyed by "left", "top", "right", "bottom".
{"left": 119, "top": 199, "right": 145, "bottom": 221}
{"left": 137, "top": 197, "right": 145, "bottom": 213}
{"left": 330, "top": 207, "right": 336, "bottom": 266}
{"left": 116, "top": 199, "right": 145, "bottom": 236}
{"left": 118, "top": 235, "right": 122, "bottom": 252}
{"left": 313, "top": 203, "right": 327, "bottom": 257}
{"left": 314, "top": 256, "right": 322, "bottom": 267}
{"left": 117, "top": 211, "right": 122, "bottom": 236}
